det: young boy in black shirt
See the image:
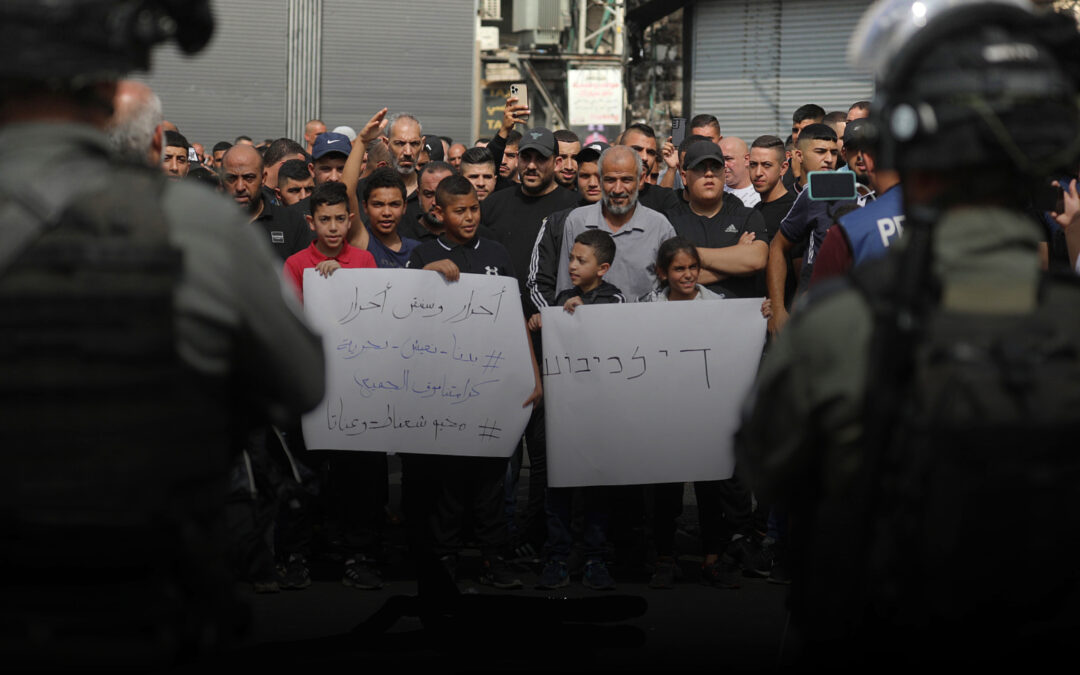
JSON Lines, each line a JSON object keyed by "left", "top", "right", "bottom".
{"left": 529, "top": 230, "right": 624, "bottom": 591}
{"left": 406, "top": 175, "right": 542, "bottom": 588}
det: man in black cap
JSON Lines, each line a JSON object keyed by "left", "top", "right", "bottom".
{"left": 670, "top": 139, "right": 768, "bottom": 299}
{"left": 481, "top": 126, "right": 580, "bottom": 556}
{"left": 483, "top": 127, "right": 580, "bottom": 297}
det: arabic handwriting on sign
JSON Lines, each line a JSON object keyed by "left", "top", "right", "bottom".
{"left": 327, "top": 399, "right": 430, "bottom": 437}
{"left": 339, "top": 283, "right": 391, "bottom": 325}
{"left": 400, "top": 338, "right": 439, "bottom": 359}
{"left": 432, "top": 417, "right": 467, "bottom": 440}
{"left": 443, "top": 378, "right": 500, "bottom": 406}
{"left": 354, "top": 369, "right": 408, "bottom": 398}
{"left": 450, "top": 333, "right": 479, "bottom": 365}
{"left": 393, "top": 296, "right": 445, "bottom": 320}
{"left": 444, "top": 287, "right": 506, "bottom": 324}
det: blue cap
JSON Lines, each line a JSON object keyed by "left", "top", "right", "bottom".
{"left": 311, "top": 132, "right": 352, "bottom": 160}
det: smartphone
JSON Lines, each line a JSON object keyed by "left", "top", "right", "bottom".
{"left": 671, "top": 117, "right": 686, "bottom": 148}
{"left": 509, "top": 82, "right": 529, "bottom": 121}
{"left": 1033, "top": 182, "right": 1066, "bottom": 213}
{"left": 807, "top": 171, "right": 858, "bottom": 201}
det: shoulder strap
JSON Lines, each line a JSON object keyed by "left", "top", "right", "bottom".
{"left": 0, "top": 138, "right": 121, "bottom": 270}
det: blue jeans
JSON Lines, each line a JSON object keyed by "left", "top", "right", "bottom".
{"left": 543, "top": 486, "right": 609, "bottom": 562}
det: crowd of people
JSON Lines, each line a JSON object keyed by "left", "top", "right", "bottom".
{"left": 106, "top": 70, "right": 1080, "bottom": 599}
{"left": 6, "top": 0, "right": 1080, "bottom": 667}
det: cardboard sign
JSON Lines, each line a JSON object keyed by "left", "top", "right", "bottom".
{"left": 541, "top": 299, "right": 766, "bottom": 486}
{"left": 301, "top": 269, "right": 536, "bottom": 458}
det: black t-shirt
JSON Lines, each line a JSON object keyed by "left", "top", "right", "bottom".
{"left": 252, "top": 197, "right": 313, "bottom": 260}
{"left": 754, "top": 189, "right": 797, "bottom": 242}
{"left": 481, "top": 184, "right": 580, "bottom": 312}
{"left": 400, "top": 191, "right": 422, "bottom": 230}
{"left": 638, "top": 183, "right": 683, "bottom": 223}
{"left": 755, "top": 189, "right": 799, "bottom": 300}
{"left": 407, "top": 235, "right": 516, "bottom": 279}
{"left": 670, "top": 198, "right": 767, "bottom": 298}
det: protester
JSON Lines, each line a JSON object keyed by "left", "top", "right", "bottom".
{"left": 530, "top": 230, "right": 623, "bottom": 591}
{"left": 406, "top": 175, "right": 543, "bottom": 589}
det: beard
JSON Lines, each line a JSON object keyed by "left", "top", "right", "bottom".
{"left": 392, "top": 155, "right": 414, "bottom": 176}
{"left": 422, "top": 210, "right": 442, "bottom": 228}
{"left": 520, "top": 172, "right": 554, "bottom": 196}
{"left": 602, "top": 191, "right": 637, "bottom": 215}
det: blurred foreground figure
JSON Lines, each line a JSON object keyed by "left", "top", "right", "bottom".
{"left": 0, "top": 0, "right": 324, "bottom": 668}
{"left": 739, "top": 0, "right": 1080, "bottom": 665}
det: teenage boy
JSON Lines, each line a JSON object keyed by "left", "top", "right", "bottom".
{"left": 283, "top": 181, "right": 376, "bottom": 302}
{"left": 309, "top": 131, "right": 351, "bottom": 185}
{"left": 283, "top": 182, "right": 390, "bottom": 591}
{"left": 669, "top": 140, "right": 768, "bottom": 299}
{"left": 767, "top": 123, "right": 854, "bottom": 334}
{"left": 749, "top": 135, "right": 797, "bottom": 301}
{"left": 528, "top": 230, "right": 622, "bottom": 591}
{"left": 406, "top": 175, "right": 543, "bottom": 589}
{"left": 358, "top": 167, "right": 419, "bottom": 268}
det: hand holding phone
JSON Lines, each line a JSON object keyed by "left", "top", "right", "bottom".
{"left": 671, "top": 117, "right": 686, "bottom": 148}
{"left": 509, "top": 83, "right": 530, "bottom": 122}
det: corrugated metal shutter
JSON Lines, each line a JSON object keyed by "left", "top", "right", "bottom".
{"left": 320, "top": 1, "right": 476, "bottom": 147}
{"left": 137, "top": 1, "right": 290, "bottom": 145}
{"left": 690, "top": 0, "right": 873, "bottom": 142}
{"left": 778, "top": 0, "right": 874, "bottom": 126}
{"left": 691, "top": 0, "right": 783, "bottom": 142}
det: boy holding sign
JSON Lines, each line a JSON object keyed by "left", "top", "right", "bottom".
{"left": 531, "top": 230, "right": 625, "bottom": 591}
{"left": 406, "top": 175, "right": 543, "bottom": 588}
{"left": 283, "top": 182, "right": 377, "bottom": 302}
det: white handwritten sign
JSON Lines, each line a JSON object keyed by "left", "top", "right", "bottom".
{"left": 541, "top": 299, "right": 766, "bottom": 487}
{"left": 301, "top": 269, "right": 536, "bottom": 458}
{"left": 568, "top": 68, "right": 624, "bottom": 126}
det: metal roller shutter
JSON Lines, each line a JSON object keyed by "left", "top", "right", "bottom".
{"left": 778, "top": 0, "right": 874, "bottom": 127}
{"left": 690, "top": 0, "right": 873, "bottom": 142}
{"left": 691, "top": 0, "right": 783, "bottom": 142}
{"left": 137, "top": 1, "right": 290, "bottom": 145}
{"left": 319, "top": 1, "right": 476, "bottom": 147}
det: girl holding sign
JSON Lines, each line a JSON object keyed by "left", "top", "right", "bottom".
{"left": 642, "top": 237, "right": 770, "bottom": 590}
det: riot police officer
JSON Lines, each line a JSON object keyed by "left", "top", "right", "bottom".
{"left": 739, "top": 0, "right": 1080, "bottom": 665}
{"left": 0, "top": 1, "right": 324, "bottom": 667}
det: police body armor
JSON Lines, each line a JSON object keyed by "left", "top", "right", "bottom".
{"left": 0, "top": 154, "right": 236, "bottom": 666}
{"left": 851, "top": 256, "right": 1080, "bottom": 660}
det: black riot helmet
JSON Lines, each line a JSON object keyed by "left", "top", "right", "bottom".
{"left": 0, "top": 0, "right": 213, "bottom": 88}
{"left": 848, "top": 0, "right": 1080, "bottom": 179}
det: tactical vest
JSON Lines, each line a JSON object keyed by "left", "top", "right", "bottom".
{"left": 851, "top": 260, "right": 1080, "bottom": 660}
{"left": 0, "top": 161, "right": 236, "bottom": 666}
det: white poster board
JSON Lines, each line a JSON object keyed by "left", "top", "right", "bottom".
{"left": 567, "top": 68, "right": 624, "bottom": 126}
{"left": 541, "top": 300, "right": 766, "bottom": 487}
{"left": 301, "top": 269, "right": 535, "bottom": 458}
